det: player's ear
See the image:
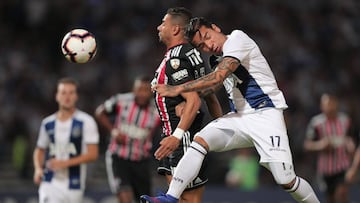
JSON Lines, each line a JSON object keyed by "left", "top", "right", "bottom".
{"left": 55, "top": 92, "right": 60, "bottom": 103}
{"left": 172, "top": 25, "right": 182, "bottom": 35}
{"left": 74, "top": 92, "right": 79, "bottom": 102}
{"left": 211, "top": 24, "right": 221, "bottom": 33}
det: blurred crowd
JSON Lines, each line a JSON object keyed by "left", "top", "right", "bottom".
{"left": 0, "top": 0, "right": 359, "bottom": 190}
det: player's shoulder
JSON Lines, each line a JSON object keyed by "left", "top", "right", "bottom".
{"left": 114, "top": 92, "right": 134, "bottom": 101}
{"left": 229, "top": 30, "right": 248, "bottom": 37}
{"left": 169, "top": 43, "right": 196, "bottom": 58}
{"left": 42, "top": 113, "right": 57, "bottom": 124}
{"left": 310, "top": 114, "right": 326, "bottom": 125}
{"left": 74, "top": 110, "right": 96, "bottom": 123}
{"left": 337, "top": 112, "right": 350, "bottom": 121}
{"left": 228, "top": 30, "right": 253, "bottom": 42}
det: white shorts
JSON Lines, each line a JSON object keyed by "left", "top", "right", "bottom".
{"left": 197, "top": 108, "right": 293, "bottom": 164}
{"left": 39, "top": 182, "right": 84, "bottom": 203}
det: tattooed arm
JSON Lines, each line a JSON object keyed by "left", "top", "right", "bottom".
{"left": 155, "top": 57, "right": 240, "bottom": 97}
{"left": 197, "top": 82, "right": 223, "bottom": 97}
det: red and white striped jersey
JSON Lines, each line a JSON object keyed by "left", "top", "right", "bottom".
{"left": 306, "top": 112, "right": 352, "bottom": 175}
{"left": 103, "top": 93, "right": 160, "bottom": 161}
{"left": 152, "top": 43, "right": 206, "bottom": 136}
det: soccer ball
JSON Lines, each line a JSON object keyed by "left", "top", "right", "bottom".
{"left": 61, "top": 29, "right": 97, "bottom": 63}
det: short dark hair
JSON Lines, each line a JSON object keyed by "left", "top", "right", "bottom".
{"left": 167, "top": 7, "right": 192, "bottom": 27}
{"left": 185, "top": 17, "right": 213, "bottom": 41}
{"left": 57, "top": 77, "right": 79, "bottom": 87}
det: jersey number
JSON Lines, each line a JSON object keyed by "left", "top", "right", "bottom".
{"left": 270, "top": 136, "right": 280, "bottom": 147}
{"left": 186, "top": 49, "right": 203, "bottom": 66}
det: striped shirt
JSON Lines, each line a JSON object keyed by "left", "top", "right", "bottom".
{"left": 222, "top": 30, "right": 288, "bottom": 114}
{"left": 103, "top": 93, "right": 160, "bottom": 161}
{"left": 306, "top": 112, "right": 351, "bottom": 175}
{"left": 152, "top": 43, "right": 205, "bottom": 136}
{"left": 37, "top": 110, "right": 99, "bottom": 190}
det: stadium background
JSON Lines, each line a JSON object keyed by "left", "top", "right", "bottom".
{"left": 0, "top": 0, "right": 360, "bottom": 202}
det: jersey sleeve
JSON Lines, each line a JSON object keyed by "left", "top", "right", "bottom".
{"left": 222, "top": 30, "right": 255, "bottom": 62}
{"left": 305, "top": 118, "right": 317, "bottom": 140}
{"left": 167, "top": 45, "right": 205, "bottom": 85}
{"left": 103, "top": 94, "right": 119, "bottom": 115}
{"left": 36, "top": 120, "right": 50, "bottom": 149}
{"left": 83, "top": 116, "right": 100, "bottom": 144}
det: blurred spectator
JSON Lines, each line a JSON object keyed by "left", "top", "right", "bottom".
{"left": 225, "top": 149, "right": 259, "bottom": 191}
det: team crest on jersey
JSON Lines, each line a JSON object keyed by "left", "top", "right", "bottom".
{"left": 72, "top": 126, "right": 82, "bottom": 138}
{"left": 170, "top": 59, "right": 180, "bottom": 69}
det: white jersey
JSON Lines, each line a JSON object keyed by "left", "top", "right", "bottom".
{"left": 36, "top": 109, "right": 99, "bottom": 191}
{"left": 222, "top": 30, "right": 287, "bottom": 114}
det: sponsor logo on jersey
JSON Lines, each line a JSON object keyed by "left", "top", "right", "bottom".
{"left": 172, "top": 69, "right": 189, "bottom": 81}
{"left": 170, "top": 59, "right": 180, "bottom": 69}
{"left": 119, "top": 124, "right": 150, "bottom": 139}
{"left": 49, "top": 143, "right": 78, "bottom": 157}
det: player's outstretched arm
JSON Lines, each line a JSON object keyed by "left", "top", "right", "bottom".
{"left": 155, "top": 57, "right": 239, "bottom": 97}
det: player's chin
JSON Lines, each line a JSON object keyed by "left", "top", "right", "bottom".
{"left": 212, "top": 49, "right": 221, "bottom": 55}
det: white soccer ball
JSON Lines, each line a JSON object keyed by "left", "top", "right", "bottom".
{"left": 61, "top": 28, "right": 97, "bottom": 63}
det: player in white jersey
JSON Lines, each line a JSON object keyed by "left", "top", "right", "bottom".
{"left": 141, "top": 17, "right": 320, "bottom": 203}
{"left": 33, "top": 77, "right": 99, "bottom": 203}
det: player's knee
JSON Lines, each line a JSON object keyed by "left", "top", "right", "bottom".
{"left": 279, "top": 177, "right": 297, "bottom": 190}
{"left": 190, "top": 139, "right": 208, "bottom": 155}
{"left": 271, "top": 168, "right": 296, "bottom": 188}
{"left": 267, "top": 162, "right": 296, "bottom": 188}
{"left": 193, "top": 135, "right": 209, "bottom": 151}
{"left": 273, "top": 172, "right": 295, "bottom": 186}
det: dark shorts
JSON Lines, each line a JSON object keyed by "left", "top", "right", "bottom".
{"left": 157, "top": 132, "right": 208, "bottom": 190}
{"left": 106, "top": 152, "right": 151, "bottom": 200}
{"left": 323, "top": 171, "right": 346, "bottom": 195}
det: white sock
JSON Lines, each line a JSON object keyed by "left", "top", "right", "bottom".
{"left": 167, "top": 142, "right": 207, "bottom": 198}
{"left": 286, "top": 176, "right": 320, "bottom": 203}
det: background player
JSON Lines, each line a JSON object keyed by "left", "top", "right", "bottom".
{"left": 95, "top": 75, "right": 161, "bottom": 203}
{"left": 33, "top": 77, "right": 99, "bottom": 203}
{"left": 151, "top": 7, "right": 222, "bottom": 203}
{"left": 142, "top": 17, "right": 320, "bottom": 203}
{"left": 304, "top": 93, "right": 355, "bottom": 203}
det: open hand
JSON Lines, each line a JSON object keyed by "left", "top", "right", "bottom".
{"left": 33, "top": 168, "right": 44, "bottom": 185}
{"left": 345, "top": 167, "right": 357, "bottom": 183}
{"left": 155, "top": 136, "right": 180, "bottom": 160}
{"left": 46, "top": 158, "right": 67, "bottom": 171}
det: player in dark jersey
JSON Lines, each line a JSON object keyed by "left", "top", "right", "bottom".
{"left": 95, "top": 76, "right": 161, "bottom": 203}
{"left": 148, "top": 7, "right": 222, "bottom": 203}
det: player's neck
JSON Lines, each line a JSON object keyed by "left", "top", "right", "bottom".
{"left": 57, "top": 108, "right": 76, "bottom": 121}
{"left": 166, "top": 38, "right": 188, "bottom": 50}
